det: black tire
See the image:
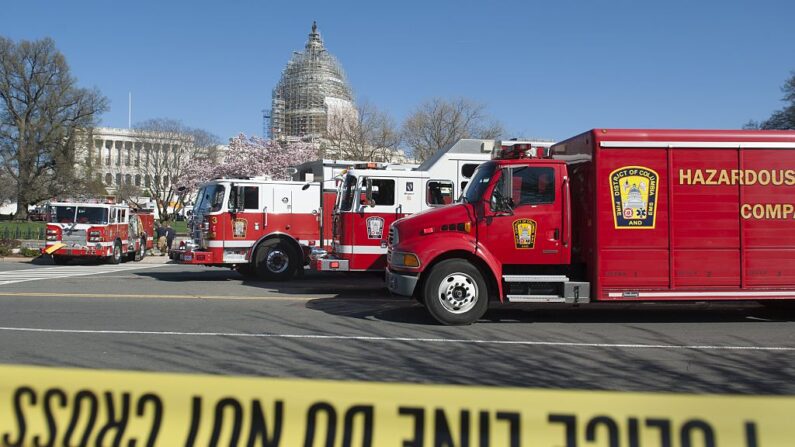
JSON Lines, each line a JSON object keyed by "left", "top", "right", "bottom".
{"left": 107, "top": 240, "right": 122, "bottom": 264}
{"left": 254, "top": 239, "right": 299, "bottom": 281}
{"left": 52, "top": 255, "right": 70, "bottom": 265}
{"left": 423, "top": 259, "right": 489, "bottom": 325}
{"left": 133, "top": 239, "right": 144, "bottom": 262}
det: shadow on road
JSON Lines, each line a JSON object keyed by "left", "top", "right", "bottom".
{"left": 98, "top": 309, "right": 795, "bottom": 394}
{"left": 306, "top": 296, "right": 795, "bottom": 325}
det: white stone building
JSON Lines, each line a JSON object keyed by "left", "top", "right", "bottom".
{"left": 75, "top": 127, "right": 226, "bottom": 197}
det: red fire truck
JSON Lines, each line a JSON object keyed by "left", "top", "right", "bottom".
{"left": 174, "top": 139, "right": 547, "bottom": 280}
{"left": 172, "top": 160, "right": 358, "bottom": 280}
{"left": 386, "top": 129, "right": 795, "bottom": 325}
{"left": 44, "top": 200, "right": 154, "bottom": 265}
{"left": 315, "top": 139, "right": 553, "bottom": 272}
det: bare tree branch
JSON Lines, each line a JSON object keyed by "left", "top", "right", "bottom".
{"left": 402, "top": 97, "right": 504, "bottom": 162}
{"left": 131, "top": 118, "right": 219, "bottom": 221}
{"left": 324, "top": 101, "right": 402, "bottom": 162}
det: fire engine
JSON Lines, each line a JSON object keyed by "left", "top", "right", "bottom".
{"left": 314, "top": 139, "right": 554, "bottom": 272}
{"left": 386, "top": 129, "right": 795, "bottom": 325}
{"left": 172, "top": 160, "right": 358, "bottom": 280}
{"left": 174, "top": 139, "right": 548, "bottom": 280}
{"left": 43, "top": 200, "right": 154, "bottom": 265}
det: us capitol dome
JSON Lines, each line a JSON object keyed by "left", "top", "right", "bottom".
{"left": 269, "top": 22, "right": 355, "bottom": 141}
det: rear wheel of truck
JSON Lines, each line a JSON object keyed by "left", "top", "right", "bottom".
{"left": 424, "top": 259, "right": 489, "bottom": 325}
{"left": 254, "top": 239, "right": 298, "bottom": 281}
{"left": 133, "top": 238, "right": 145, "bottom": 262}
{"left": 107, "top": 241, "right": 122, "bottom": 265}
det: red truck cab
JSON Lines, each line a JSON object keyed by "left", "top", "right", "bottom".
{"left": 387, "top": 129, "right": 795, "bottom": 325}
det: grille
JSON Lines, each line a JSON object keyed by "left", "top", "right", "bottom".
{"left": 62, "top": 229, "right": 87, "bottom": 247}
{"left": 388, "top": 226, "right": 396, "bottom": 247}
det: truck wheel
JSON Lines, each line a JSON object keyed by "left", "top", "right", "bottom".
{"left": 424, "top": 259, "right": 489, "bottom": 325}
{"left": 133, "top": 239, "right": 144, "bottom": 262}
{"left": 254, "top": 239, "right": 298, "bottom": 281}
{"left": 107, "top": 241, "right": 122, "bottom": 264}
{"left": 52, "top": 255, "right": 70, "bottom": 265}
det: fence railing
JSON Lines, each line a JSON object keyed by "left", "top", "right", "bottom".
{"left": 0, "top": 227, "right": 46, "bottom": 240}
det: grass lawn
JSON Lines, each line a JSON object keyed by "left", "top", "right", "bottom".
{"left": 0, "top": 221, "right": 45, "bottom": 240}
{"left": 0, "top": 220, "right": 189, "bottom": 238}
{"left": 171, "top": 220, "right": 188, "bottom": 234}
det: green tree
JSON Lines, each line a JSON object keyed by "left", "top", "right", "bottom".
{"left": 0, "top": 37, "right": 108, "bottom": 219}
{"left": 746, "top": 71, "right": 795, "bottom": 130}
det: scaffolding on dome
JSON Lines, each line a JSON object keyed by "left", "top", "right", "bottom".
{"left": 270, "top": 21, "right": 355, "bottom": 141}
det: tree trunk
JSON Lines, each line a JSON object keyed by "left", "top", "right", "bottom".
{"left": 13, "top": 196, "right": 28, "bottom": 221}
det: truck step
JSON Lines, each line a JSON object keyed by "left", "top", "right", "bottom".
{"left": 506, "top": 295, "right": 567, "bottom": 303}
{"left": 503, "top": 275, "right": 569, "bottom": 283}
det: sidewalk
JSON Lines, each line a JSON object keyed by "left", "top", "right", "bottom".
{"left": 0, "top": 256, "right": 34, "bottom": 263}
{"left": 0, "top": 252, "right": 173, "bottom": 265}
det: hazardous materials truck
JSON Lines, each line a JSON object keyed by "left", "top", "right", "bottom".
{"left": 386, "top": 129, "right": 795, "bottom": 325}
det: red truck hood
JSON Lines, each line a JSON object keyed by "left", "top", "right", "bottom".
{"left": 394, "top": 203, "right": 474, "bottom": 236}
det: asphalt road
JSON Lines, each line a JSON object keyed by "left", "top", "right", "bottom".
{"left": 0, "top": 259, "right": 793, "bottom": 394}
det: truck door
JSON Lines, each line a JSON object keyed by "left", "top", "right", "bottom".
{"left": 226, "top": 185, "right": 262, "bottom": 262}
{"left": 349, "top": 176, "right": 398, "bottom": 270}
{"left": 480, "top": 164, "right": 566, "bottom": 266}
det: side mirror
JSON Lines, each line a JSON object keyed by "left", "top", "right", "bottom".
{"left": 498, "top": 197, "right": 514, "bottom": 215}
{"left": 490, "top": 192, "right": 513, "bottom": 215}
{"left": 228, "top": 184, "right": 239, "bottom": 213}
{"left": 365, "top": 178, "right": 375, "bottom": 207}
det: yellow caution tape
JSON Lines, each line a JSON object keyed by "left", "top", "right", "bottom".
{"left": 43, "top": 243, "right": 64, "bottom": 255}
{"left": 0, "top": 364, "right": 792, "bottom": 446}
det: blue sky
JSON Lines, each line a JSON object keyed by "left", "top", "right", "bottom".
{"left": 4, "top": 0, "right": 793, "bottom": 143}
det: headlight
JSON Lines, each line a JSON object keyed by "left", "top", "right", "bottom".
{"left": 391, "top": 252, "right": 420, "bottom": 268}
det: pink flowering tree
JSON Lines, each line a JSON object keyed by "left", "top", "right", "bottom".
{"left": 177, "top": 134, "right": 319, "bottom": 196}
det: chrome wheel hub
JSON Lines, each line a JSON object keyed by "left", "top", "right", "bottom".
{"left": 437, "top": 272, "right": 478, "bottom": 314}
{"left": 266, "top": 249, "right": 289, "bottom": 273}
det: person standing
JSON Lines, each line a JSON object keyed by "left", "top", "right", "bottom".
{"left": 156, "top": 223, "right": 168, "bottom": 256}
{"left": 165, "top": 223, "right": 176, "bottom": 252}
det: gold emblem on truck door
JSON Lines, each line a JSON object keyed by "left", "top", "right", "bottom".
{"left": 513, "top": 219, "right": 537, "bottom": 249}
{"left": 610, "top": 166, "right": 659, "bottom": 229}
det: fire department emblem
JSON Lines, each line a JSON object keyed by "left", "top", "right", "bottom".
{"left": 233, "top": 218, "right": 247, "bottom": 238}
{"left": 512, "top": 219, "right": 537, "bottom": 249}
{"left": 610, "top": 166, "right": 659, "bottom": 229}
{"left": 366, "top": 216, "right": 385, "bottom": 240}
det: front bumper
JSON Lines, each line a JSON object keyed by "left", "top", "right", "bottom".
{"left": 172, "top": 249, "right": 215, "bottom": 264}
{"left": 386, "top": 268, "right": 419, "bottom": 297}
{"left": 44, "top": 244, "right": 109, "bottom": 257}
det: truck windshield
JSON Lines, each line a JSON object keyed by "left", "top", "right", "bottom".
{"left": 50, "top": 206, "right": 109, "bottom": 224}
{"left": 338, "top": 174, "right": 357, "bottom": 212}
{"left": 461, "top": 162, "right": 497, "bottom": 203}
{"left": 195, "top": 184, "right": 226, "bottom": 213}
